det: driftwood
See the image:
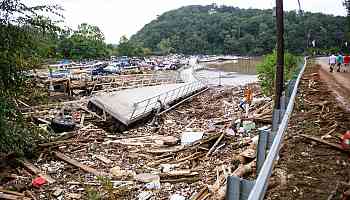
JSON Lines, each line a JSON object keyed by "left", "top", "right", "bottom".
{"left": 54, "top": 152, "right": 107, "bottom": 176}
{"left": 17, "top": 159, "right": 56, "bottom": 184}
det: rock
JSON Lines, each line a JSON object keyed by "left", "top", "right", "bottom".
{"left": 134, "top": 173, "right": 160, "bottom": 183}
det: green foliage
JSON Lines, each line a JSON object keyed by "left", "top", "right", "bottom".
{"left": 256, "top": 51, "right": 300, "bottom": 96}
{"left": 117, "top": 35, "right": 151, "bottom": 57}
{"left": 0, "top": 0, "right": 61, "bottom": 154}
{"left": 131, "top": 5, "right": 347, "bottom": 55}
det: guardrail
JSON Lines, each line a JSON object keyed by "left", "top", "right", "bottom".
{"left": 226, "top": 57, "right": 308, "bottom": 200}
{"left": 129, "top": 80, "right": 208, "bottom": 122}
{"left": 90, "top": 73, "right": 181, "bottom": 95}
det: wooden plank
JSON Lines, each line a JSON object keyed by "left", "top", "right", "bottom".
{"left": 300, "top": 134, "right": 350, "bottom": 153}
{"left": 54, "top": 151, "right": 107, "bottom": 176}
{"left": 0, "top": 189, "right": 24, "bottom": 197}
{"left": 95, "top": 155, "right": 112, "bottom": 164}
{"left": 17, "top": 159, "right": 56, "bottom": 184}
{"left": 0, "top": 193, "right": 31, "bottom": 200}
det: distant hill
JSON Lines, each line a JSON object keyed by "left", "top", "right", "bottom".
{"left": 130, "top": 5, "right": 346, "bottom": 55}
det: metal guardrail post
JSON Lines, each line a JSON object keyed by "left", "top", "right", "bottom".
{"left": 226, "top": 176, "right": 255, "bottom": 200}
{"left": 280, "top": 95, "right": 286, "bottom": 117}
{"left": 256, "top": 129, "right": 270, "bottom": 175}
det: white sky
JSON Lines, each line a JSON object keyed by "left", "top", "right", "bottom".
{"left": 27, "top": 0, "right": 347, "bottom": 44}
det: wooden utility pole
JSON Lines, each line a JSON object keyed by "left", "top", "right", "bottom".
{"left": 274, "top": 0, "right": 284, "bottom": 109}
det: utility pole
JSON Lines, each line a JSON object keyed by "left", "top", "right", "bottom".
{"left": 274, "top": 0, "right": 284, "bottom": 109}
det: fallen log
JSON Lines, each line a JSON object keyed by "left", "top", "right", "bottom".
{"left": 54, "top": 152, "right": 107, "bottom": 176}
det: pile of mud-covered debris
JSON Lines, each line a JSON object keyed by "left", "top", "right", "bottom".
{"left": 0, "top": 85, "right": 273, "bottom": 200}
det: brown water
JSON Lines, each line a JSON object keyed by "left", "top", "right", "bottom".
{"left": 204, "top": 57, "right": 262, "bottom": 75}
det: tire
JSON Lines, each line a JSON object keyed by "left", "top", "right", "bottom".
{"left": 51, "top": 117, "right": 76, "bottom": 133}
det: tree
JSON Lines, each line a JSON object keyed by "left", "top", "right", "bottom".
{"left": 131, "top": 5, "right": 347, "bottom": 55}
{"left": 0, "top": 0, "right": 62, "bottom": 154}
{"left": 157, "top": 38, "right": 173, "bottom": 54}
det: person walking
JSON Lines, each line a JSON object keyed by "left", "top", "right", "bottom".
{"left": 336, "top": 53, "right": 344, "bottom": 72}
{"left": 344, "top": 54, "right": 350, "bottom": 72}
{"left": 329, "top": 54, "right": 337, "bottom": 72}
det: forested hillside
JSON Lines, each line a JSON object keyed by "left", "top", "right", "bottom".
{"left": 131, "top": 5, "right": 347, "bottom": 55}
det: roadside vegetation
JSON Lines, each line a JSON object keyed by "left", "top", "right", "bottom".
{"left": 256, "top": 51, "right": 301, "bottom": 96}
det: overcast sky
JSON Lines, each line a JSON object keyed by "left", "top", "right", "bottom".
{"left": 29, "top": 0, "right": 347, "bottom": 44}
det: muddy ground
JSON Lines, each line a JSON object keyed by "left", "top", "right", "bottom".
{"left": 266, "top": 61, "right": 350, "bottom": 200}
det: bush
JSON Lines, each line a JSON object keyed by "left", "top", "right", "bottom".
{"left": 256, "top": 51, "right": 300, "bottom": 96}
{"left": 0, "top": 97, "right": 42, "bottom": 155}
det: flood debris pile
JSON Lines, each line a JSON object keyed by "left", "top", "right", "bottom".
{"left": 0, "top": 84, "right": 274, "bottom": 200}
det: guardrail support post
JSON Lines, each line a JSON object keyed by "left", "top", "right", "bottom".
{"left": 280, "top": 95, "right": 286, "bottom": 119}
{"left": 226, "top": 176, "right": 255, "bottom": 200}
{"left": 256, "top": 129, "right": 270, "bottom": 175}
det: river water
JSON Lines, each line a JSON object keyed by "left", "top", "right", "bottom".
{"left": 195, "top": 58, "right": 261, "bottom": 86}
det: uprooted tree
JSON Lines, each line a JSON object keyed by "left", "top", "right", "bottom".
{"left": 0, "top": 0, "right": 62, "bottom": 155}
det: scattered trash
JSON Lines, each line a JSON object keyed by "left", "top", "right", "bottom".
{"left": 145, "top": 180, "right": 161, "bottom": 190}
{"left": 341, "top": 130, "right": 350, "bottom": 150}
{"left": 138, "top": 191, "right": 153, "bottom": 200}
{"left": 170, "top": 194, "right": 186, "bottom": 200}
{"left": 181, "top": 129, "right": 204, "bottom": 145}
{"left": 134, "top": 173, "right": 160, "bottom": 183}
{"left": 243, "top": 121, "right": 255, "bottom": 132}
{"left": 32, "top": 176, "right": 47, "bottom": 188}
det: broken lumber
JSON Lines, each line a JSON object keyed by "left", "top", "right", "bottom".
{"left": 190, "top": 186, "right": 210, "bottom": 200}
{"left": 212, "top": 161, "right": 256, "bottom": 200}
{"left": 95, "top": 155, "right": 112, "bottom": 164}
{"left": 0, "top": 193, "right": 31, "bottom": 200}
{"left": 300, "top": 134, "right": 350, "bottom": 153}
{"left": 160, "top": 176, "right": 199, "bottom": 183}
{"left": 17, "top": 159, "right": 56, "bottom": 184}
{"left": 54, "top": 151, "right": 107, "bottom": 176}
{"left": 0, "top": 189, "right": 24, "bottom": 197}
{"left": 160, "top": 170, "right": 199, "bottom": 178}
{"left": 206, "top": 132, "right": 225, "bottom": 157}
